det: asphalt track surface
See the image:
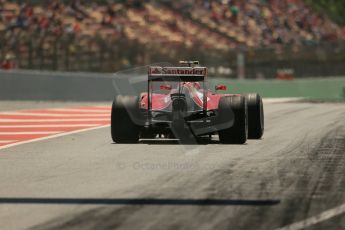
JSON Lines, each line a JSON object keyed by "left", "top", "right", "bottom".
{"left": 0, "top": 100, "right": 345, "bottom": 230}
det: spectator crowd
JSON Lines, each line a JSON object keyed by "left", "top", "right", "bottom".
{"left": 172, "top": 0, "right": 345, "bottom": 47}
{"left": 0, "top": 0, "right": 344, "bottom": 71}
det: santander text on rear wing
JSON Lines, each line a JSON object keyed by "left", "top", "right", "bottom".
{"left": 148, "top": 67, "right": 207, "bottom": 81}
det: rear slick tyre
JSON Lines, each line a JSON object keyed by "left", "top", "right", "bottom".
{"left": 218, "top": 96, "right": 248, "bottom": 144}
{"left": 111, "top": 95, "right": 141, "bottom": 143}
{"left": 245, "top": 93, "right": 264, "bottom": 139}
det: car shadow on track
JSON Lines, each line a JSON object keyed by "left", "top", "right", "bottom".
{"left": 0, "top": 197, "right": 280, "bottom": 206}
{"left": 112, "top": 137, "right": 237, "bottom": 145}
{"left": 112, "top": 138, "right": 249, "bottom": 145}
{"left": 139, "top": 138, "right": 218, "bottom": 145}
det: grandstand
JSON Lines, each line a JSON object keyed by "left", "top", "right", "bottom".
{"left": 177, "top": 0, "right": 344, "bottom": 47}
{"left": 0, "top": 0, "right": 344, "bottom": 76}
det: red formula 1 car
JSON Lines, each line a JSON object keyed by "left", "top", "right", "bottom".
{"left": 111, "top": 61, "right": 264, "bottom": 144}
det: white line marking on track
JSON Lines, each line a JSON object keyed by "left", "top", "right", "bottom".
{"left": 0, "top": 124, "right": 99, "bottom": 128}
{"left": 0, "top": 125, "right": 110, "bottom": 150}
{"left": 0, "top": 140, "right": 16, "bottom": 143}
{"left": 263, "top": 98, "right": 303, "bottom": 104}
{"left": 0, "top": 131, "right": 60, "bottom": 135}
{"left": 0, "top": 112, "right": 109, "bottom": 117}
{"left": 276, "top": 203, "right": 345, "bottom": 230}
{"left": 0, "top": 118, "right": 109, "bottom": 122}
{"left": 50, "top": 108, "right": 110, "bottom": 112}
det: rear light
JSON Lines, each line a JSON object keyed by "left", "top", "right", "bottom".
{"left": 215, "top": 85, "right": 227, "bottom": 91}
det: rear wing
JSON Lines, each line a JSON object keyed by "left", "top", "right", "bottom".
{"left": 148, "top": 66, "right": 207, "bottom": 81}
{"left": 146, "top": 64, "right": 208, "bottom": 115}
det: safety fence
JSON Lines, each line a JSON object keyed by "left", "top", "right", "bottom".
{"left": 1, "top": 31, "right": 345, "bottom": 79}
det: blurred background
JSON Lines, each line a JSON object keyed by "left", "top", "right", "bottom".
{"left": 0, "top": 0, "right": 345, "bottom": 100}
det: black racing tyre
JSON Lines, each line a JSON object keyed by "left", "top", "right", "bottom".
{"left": 245, "top": 93, "right": 264, "bottom": 139}
{"left": 111, "top": 95, "right": 141, "bottom": 143}
{"left": 218, "top": 96, "right": 248, "bottom": 144}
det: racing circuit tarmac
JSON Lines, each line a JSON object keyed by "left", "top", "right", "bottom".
{"left": 0, "top": 100, "right": 345, "bottom": 230}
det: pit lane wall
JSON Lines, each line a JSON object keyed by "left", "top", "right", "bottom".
{"left": 213, "top": 77, "right": 345, "bottom": 100}
{"left": 0, "top": 70, "right": 344, "bottom": 101}
{"left": 0, "top": 70, "right": 115, "bottom": 101}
